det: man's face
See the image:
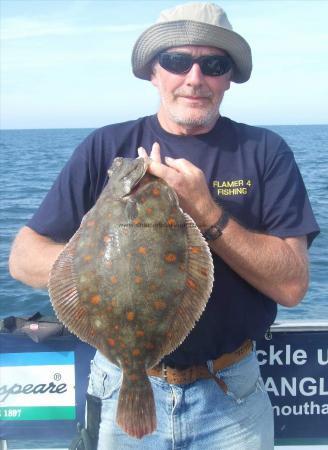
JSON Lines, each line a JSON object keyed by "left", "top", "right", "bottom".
{"left": 151, "top": 45, "right": 231, "bottom": 134}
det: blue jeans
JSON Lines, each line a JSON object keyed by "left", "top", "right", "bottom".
{"left": 87, "top": 346, "right": 273, "bottom": 449}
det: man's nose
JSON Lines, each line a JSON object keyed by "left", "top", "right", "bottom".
{"left": 185, "top": 63, "right": 205, "bottom": 86}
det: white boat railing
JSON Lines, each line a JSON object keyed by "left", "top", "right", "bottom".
{"left": 270, "top": 320, "right": 328, "bottom": 332}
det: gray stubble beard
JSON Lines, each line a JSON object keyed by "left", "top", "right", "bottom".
{"left": 161, "top": 94, "right": 223, "bottom": 129}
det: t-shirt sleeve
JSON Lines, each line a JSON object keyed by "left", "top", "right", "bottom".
{"left": 27, "top": 134, "right": 99, "bottom": 242}
{"left": 261, "top": 139, "right": 320, "bottom": 247}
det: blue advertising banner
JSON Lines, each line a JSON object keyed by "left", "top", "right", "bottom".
{"left": 0, "top": 332, "right": 95, "bottom": 441}
{"left": 257, "top": 330, "right": 328, "bottom": 446}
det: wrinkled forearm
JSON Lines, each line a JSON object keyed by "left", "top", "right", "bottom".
{"left": 9, "top": 226, "right": 65, "bottom": 289}
{"left": 209, "top": 209, "right": 309, "bottom": 307}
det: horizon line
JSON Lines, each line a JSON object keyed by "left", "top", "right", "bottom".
{"left": 1, "top": 122, "right": 328, "bottom": 132}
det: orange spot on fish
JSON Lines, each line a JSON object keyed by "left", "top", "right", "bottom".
{"left": 152, "top": 187, "right": 161, "bottom": 197}
{"left": 153, "top": 300, "right": 167, "bottom": 311}
{"left": 111, "top": 276, "right": 118, "bottom": 284}
{"left": 167, "top": 217, "right": 176, "bottom": 226}
{"left": 136, "top": 330, "right": 145, "bottom": 337}
{"left": 133, "top": 218, "right": 141, "bottom": 225}
{"left": 127, "top": 311, "right": 135, "bottom": 321}
{"left": 132, "top": 349, "right": 141, "bottom": 356}
{"left": 148, "top": 283, "right": 157, "bottom": 292}
{"left": 164, "top": 252, "right": 177, "bottom": 263}
{"left": 103, "top": 235, "right": 111, "bottom": 243}
{"left": 145, "top": 342, "right": 155, "bottom": 350}
{"left": 87, "top": 220, "right": 95, "bottom": 228}
{"left": 120, "top": 342, "right": 126, "bottom": 348}
{"left": 107, "top": 338, "right": 116, "bottom": 347}
{"left": 134, "top": 276, "right": 143, "bottom": 284}
{"left": 138, "top": 246, "right": 147, "bottom": 255}
{"left": 146, "top": 207, "right": 153, "bottom": 215}
{"left": 90, "top": 294, "right": 101, "bottom": 305}
{"left": 187, "top": 278, "right": 197, "bottom": 290}
{"left": 199, "top": 267, "right": 208, "bottom": 277}
{"left": 83, "top": 255, "right": 93, "bottom": 262}
{"left": 191, "top": 246, "right": 201, "bottom": 254}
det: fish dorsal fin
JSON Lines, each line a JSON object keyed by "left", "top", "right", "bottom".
{"left": 156, "top": 213, "right": 214, "bottom": 360}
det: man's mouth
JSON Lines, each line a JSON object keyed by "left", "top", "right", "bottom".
{"left": 179, "top": 95, "right": 210, "bottom": 102}
{"left": 177, "top": 96, "right": 212, "bottom": 109}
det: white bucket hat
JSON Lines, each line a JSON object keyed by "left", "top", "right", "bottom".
{"left": 132, "top": 2, "right": 252, "bottom": 83}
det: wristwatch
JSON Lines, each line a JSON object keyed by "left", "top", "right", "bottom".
{"left": 203, "top": 210, "right": 230, "bottom": 242}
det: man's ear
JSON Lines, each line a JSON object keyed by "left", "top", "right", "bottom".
{"left": 150, "top": 65, "right": 159, "bottom": 87}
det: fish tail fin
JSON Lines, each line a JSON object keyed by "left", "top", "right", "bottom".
{"left": 116, "top": 369, "right": 156, "bottom": 439}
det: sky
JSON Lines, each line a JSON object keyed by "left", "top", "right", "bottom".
{"left": 1, "top": 0, "right": 328, "bottom": 129}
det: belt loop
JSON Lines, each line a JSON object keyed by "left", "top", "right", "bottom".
{"left": 206, "top": 358, "right": 228, "bottom": 394}
{"left": 206, "top": 359, "right": 214, "bottom": 374}
{"left": 161, "top": 363, "right": 168, "bottom": 381}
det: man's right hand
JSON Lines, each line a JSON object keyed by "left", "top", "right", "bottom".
{"left": 9, "top": 226, "right": 65, "bottom": 289}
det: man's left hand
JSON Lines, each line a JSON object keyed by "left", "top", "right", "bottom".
{"left": 138, "top": 143, "right": 220, "bottom": 229}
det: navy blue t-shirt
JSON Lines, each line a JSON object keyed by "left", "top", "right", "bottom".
{"left": 28, "top": 115, "right": 320, "bottom": 367}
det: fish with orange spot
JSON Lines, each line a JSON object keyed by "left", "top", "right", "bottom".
{"left": 167, "top": 217, "right": 176, "bottom": 226}
{"left": 153, "top": 300, "right": 167, "bottom": 310}
{"left": 90, "top": 294, "right": 101, "bottom": 305}
{"left": 164, "top": 252, "right": 177, "bottom": 263}
{"left": 48, "top": 156, "right": 213, "bottom": 439}
{"left": 137, "top": 246, "right": 147, "bottom": 255}
{"left": 127, "top": 311, "right": 135, "bottom": 321}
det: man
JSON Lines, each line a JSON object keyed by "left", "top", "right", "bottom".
{"left": 9, "top": 3, "right": 319, "bottom": 449}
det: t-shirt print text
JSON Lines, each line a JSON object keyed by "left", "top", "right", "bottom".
{"left": 212, "top": 179, "right": 252, "bottom": 197}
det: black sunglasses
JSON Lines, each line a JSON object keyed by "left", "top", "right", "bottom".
{"left": 158, "top": 52, "right": 232, "bottom": 77}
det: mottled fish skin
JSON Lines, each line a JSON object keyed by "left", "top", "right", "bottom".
{"left": 48, "top": 156, "right": 214, "bottom": 439}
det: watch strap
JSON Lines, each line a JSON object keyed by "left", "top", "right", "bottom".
{"left": 203, "top": 210, "right": 230, "bottom": 242}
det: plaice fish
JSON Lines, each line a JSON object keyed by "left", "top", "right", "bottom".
{"left": 48, "top": 156, "right": 214, "bottom": 439}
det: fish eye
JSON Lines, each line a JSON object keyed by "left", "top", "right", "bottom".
{"left": 125, "top": 200, "right": 138, "bottom": 220}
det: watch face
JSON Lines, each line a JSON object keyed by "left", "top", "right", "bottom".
{"left": 204, "top": 225, "right": 222, "bottom": 241}
{"left": 210, "top": 227, "right": 222, "bottom": 239}
{"left": 203, "top": 211, "right": 229, "bottom": 241}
